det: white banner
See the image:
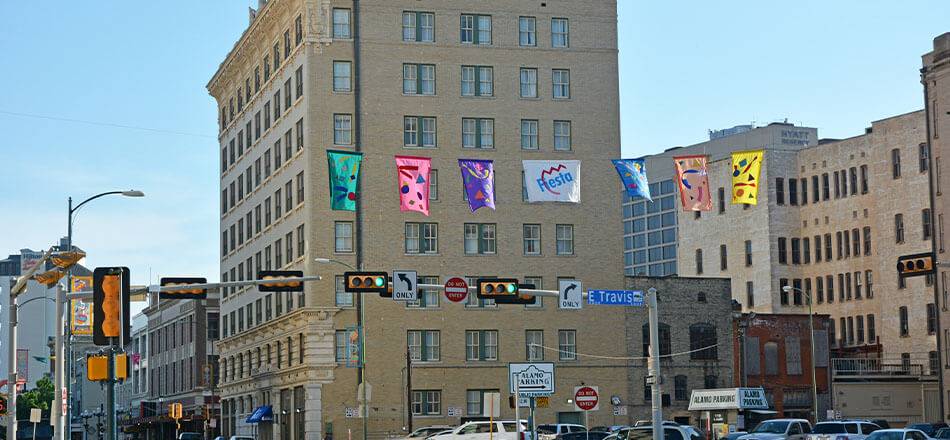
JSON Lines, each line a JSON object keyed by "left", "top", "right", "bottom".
{"left": 523, "top": 160, "right": 580, "bottom": 203}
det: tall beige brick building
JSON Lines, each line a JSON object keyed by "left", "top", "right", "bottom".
{"left": 207, "top": 1, "right": 627, "bottom": 439}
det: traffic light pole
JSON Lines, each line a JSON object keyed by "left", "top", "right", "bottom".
{"left": 53, "top": 283, "right": 66, "bottom": 440}
{"left": 8, "top": 278, "right": 18, "bottom": 440}
{"left": 106, "top": 345, "right": 117, "bottom": 440}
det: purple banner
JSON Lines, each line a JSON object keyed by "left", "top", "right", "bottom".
{"left": 458, "top": 159, "right": 496, "bottom": 212}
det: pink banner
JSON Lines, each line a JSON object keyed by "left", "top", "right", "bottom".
{"left": 396, "top": 155, "right": 431, "bottom": 216}
{"left": 673, "top": 155, "right": 712, "bottom": 211}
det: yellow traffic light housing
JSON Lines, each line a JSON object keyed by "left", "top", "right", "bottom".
{"left": 160, "top": 277, "right": 208, "bottom": 300}
{"left": 897, "top": 253, "right": 936, "bottom": 278}
{"left": 477, "top": 278, "right": 519, "bottom": 299}
{"left": 169, "top": 402, "right": 183, "bottom": 420}
{"left": 93, "top": 267, "right": 130, "bottom": 346}
{"left": 86, "top": 353, "right": 128, "bottom": 381}
{"left": 258, "top": 270, "right": 304, "bottom": 292}
{"left": 343, "top": 271, "right": 389, "bottom": 294}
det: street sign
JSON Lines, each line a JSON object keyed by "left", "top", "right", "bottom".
{"left": 612, "top": 406, "right": 627, "bottom": 416}
{"left": 509, "top": 362, "right": 555, "bottom": 396}
{"left": 447, "top": 407, "right": 462, "bottom": 417}
{"left": 30, "top": 408, "right": 41, "bottom": 423}
{"left": 559, "top": 280, "right": 582, "bottom": 309}
{"left": 444, "top": 277, "right": 468, "bottom": 302}
{"left": 587, "top": 289, "right": 643, "bottom": 306}
{"left": 392, "top": 270, "right": 418, "bottom": 301}
{"left": 574, "top": 386, "right": 599, "bottom": 411}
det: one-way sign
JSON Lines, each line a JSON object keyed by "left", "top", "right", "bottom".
{"left": 559, "top": 280, "right": 582, "bottom": 309}
{"left": 392, "top": 270, "right": 417, "bottom": 301}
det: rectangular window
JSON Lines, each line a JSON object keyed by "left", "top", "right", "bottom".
{"left": 814, "top": 235, "right": 822, "bottom": 261}
{"left": 263, "top": 103, "right": 271, "bottom": 131}
{"left": 695, "top": 249, "right": 703, "bottom": 274}
{"left": 402, "top": 12, "right": 435, "bottom": 43}
{"left": 521, "top": 119, "right": 539, "bottom": 150}
{"left": 295, "top": 15, "right": 303, "bottom": 46}
{"left": 746, "top": 281, "right": 754, "bottom": 308}
{"left": 895, "top": 214, "right": 905, "bottom": 243}
{"left": 403, "top": 116, "right": 437, "bottom": 148}
{"left": 295, "top": 67, "right": 303, "bottom": 98}
{"left": 803, "top": 237, "right": 811, "bottom": 264}
{"left": 789, "top": 179, "right": 798, "bottom": 205}
{"left": 461, "top": 118, "right": 494, "bottom": 149}
{"left": 460, "top": 14, "right": 491, "bottom": 45}
{"left": 520, "top": 68, "right": 538, "bottom": 98}
{"left": 826, "top": 275, "right": 834, "bottom": 303}
{"left": 333, "top": 9, "right": 351, "bottom": 39}
{"left": 465, "top": 330, "right": 498, "bottom": 361}
{"left": 822, "top": 173, "right": 830, "bottom": 200}
{"left": 296, "top": 224, "right": 305, "bottom": 258}
{"left": 800, "top": 178, "right": 808, "bottom": 205}
{"left": 464, "top": 223, "right": 496, "bottom": 255}
{"left": 892, "top": 148, "right": 902, "bottom": 178}
{"left": 461, "top": 65, "right": 493, "bottom": 97}
{"left": 284, "top": 30, "right": 291, "bottom": 58}
{"left": 553, "top": 121, "right": 572, "bottom": 151}
{"left": 410, "top": 390, "right": 442, "bottom": 416}
{"left": 779, "top": 278, "right": 789, "bottom": 305}
{"left": 900, "top": 306, "right": 909, "bottom": 336}
{"left": 860, "top": 165, "right": 869, "bottom": 194}
{"left": 334, "top": 114, "right": 352, "bottom": 145}
{"left": 403, "top": 63, "right": 436, "bottom": 96}
{"left": 335, "top": 276, "right": 353, "bottom": 307}
{"left": 777, "top": 237, "right": 787, "bottom": 264}
{"left": 429, "top": 170, "right": 438, "bottom": 200}
{"left": 558, "top": 330, "right": 576, "bottom": 360}
{"left": 834, "top": 171, "right": 841, "bottom": 198}
{"left": 552, "top": 69, "right": 571, "bottom": 99}
{"left": 866, "top": 270, "right": 874, "bottom": 298}
{"left": 526, "top": 330, "right": 543, "bottom": 361}
{"left": 719, "top": 244, "right": 728, "bottom": 270}
{"left": 775, "top": 178, "right": 785, "bottom": 205}
{"left": 284, "top": 78, "right": 292, "bottom": 109}
{"left": 791, "top": 238, "right": 801, "bottom": 265}
{"left": 924, "top": 209, "right": 933, "bottom": 240}
{"left": 335, "top": 221, "right": 353, "bottom": 253}
{"left": 551, "top": 18, "right": 570, "bottom": 48}
{"left": 405, "top": 222, "right": 438, "bottom": 254}
{"left": 519, "top": 16, "right": 537, "bottom": 46}
{"left": 333, "top": 61, "right": 352, "bottom": 92}
{"left": 407, "top": 330, "right": 441, "bottom": 362}
{"left": 849, "top": 167, "right": 858, "bottom": 195}
{"left": 523, "top": 224, "right": 541, "bottom": 255}
{"left": 928, "top": 303, "right": 938, "bottom": 334}
{"left": 718, "top": 187, "right": 726, "bottom": 213}
{"left": 556, "top": 224, "right": 575, "bottom": 255}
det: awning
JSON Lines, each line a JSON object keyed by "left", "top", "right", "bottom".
{"left": 246, "top": 405, "right": 274, "bottom": 423}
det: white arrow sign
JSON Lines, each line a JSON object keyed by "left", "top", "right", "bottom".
{"left": 392, "top": 270, "right": 418, "bottom": 301}
{"left": 559, "top": 280, "right": 582, "bottom": 309}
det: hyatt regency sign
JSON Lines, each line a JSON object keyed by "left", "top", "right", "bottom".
{"left": 688, "top": 387, "right": 770, "bottom": 411}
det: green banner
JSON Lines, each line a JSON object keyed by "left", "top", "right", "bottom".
{"left": 327, "top": 150, "right": 363, "bottom": 211}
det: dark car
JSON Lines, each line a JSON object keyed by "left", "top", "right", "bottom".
{"left": 934, "top": 428, "right": 950, "bottom": 439}
{"left": 558, "top": 432, "right": 610, "bottom": 440}
{"left": 907, "top": 424, "right": 944, "bottom": 437}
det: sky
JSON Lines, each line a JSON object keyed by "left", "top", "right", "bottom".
{"left": 0, "top": 2, "right": 947, "bottom": 313}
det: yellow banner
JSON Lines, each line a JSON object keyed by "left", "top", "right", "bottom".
{"left": 731, "top": 150, "right": 764, "bottom": 205}
{"left": 71, "top": 276, "right": 94, "bottom": 335}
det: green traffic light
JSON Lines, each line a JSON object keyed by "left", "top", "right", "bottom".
{"left": 375, "top": 277, "right": 385, "bottom": 287}
{"left": 506, "top": 283, "right": 517, "bottom": 294}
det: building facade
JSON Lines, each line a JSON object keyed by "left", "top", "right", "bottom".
{"left": 207, "top": 1, "right": 628, "bottom": 438}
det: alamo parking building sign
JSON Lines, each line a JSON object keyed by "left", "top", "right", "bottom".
{"left": 687, "top": 387, "right": 769, "bottom": 411}
{"left": 509, "top": 363, "right": 555, "bottom": 397}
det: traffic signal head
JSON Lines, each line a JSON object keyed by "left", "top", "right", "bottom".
{"left": 477, "top": 278, "right": 520, "bottom": 299}
{"left": 494, "top": 283, "right": 537, "bottom": 305}
{"left": 343, "top": 272, "right": 389, "bottom": 294}
{"left": 86, "top": 353, "right": 129, "bottom": 382}
{"left": 93, "top": 267, "right": 130, "bottom": 346}
{"left": 159, "top": 277, "right": 208, "bottom": 300}
{"left": 258, "top": 270, "right": 304, "bottom": 292}
{"left": 897, "top": 253, "right": 936, "bottom": 278}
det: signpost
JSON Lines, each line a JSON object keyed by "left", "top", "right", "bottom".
{"left": 574, "top": 386, "right": 599, "bottom": 440}
{"left": 444, "top": 277, "right": 468, "bottom": 303}
{"left": 508, "top": 363, "right": 555, "bottom": 396}
{"left": 559, "top": 280, "right": 582, "bottom": 309}
{"left": 30, "top": 408, "right": 41, "bottom": 440}
{"left": 392, "top": 270, "right": 418, "bottom": 301}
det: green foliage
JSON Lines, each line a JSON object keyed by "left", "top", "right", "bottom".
{"left": 16, "top": 376, "right": 53, "bottom": 420}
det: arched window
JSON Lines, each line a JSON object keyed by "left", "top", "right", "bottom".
{"left": 674, "top": 375, "right": 688, "bottom": 401}
{"left": 642, "top": 323, "right": 672, "bottom": 357}
{"left": 689, "top": 323, "right": 718, "bottom": 360}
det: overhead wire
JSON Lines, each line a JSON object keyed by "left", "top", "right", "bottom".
{"left": 0, "top": 109, "right": 216, "bottom": 139}
{"left": 530, "top": 342, "right": 723, "bottom": 361}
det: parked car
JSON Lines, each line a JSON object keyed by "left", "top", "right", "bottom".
{"left": 539, "top": 424, "right": 587, "bottom": 440}
{"left": 592, "top": 427, "right": 626, "bottom": 434}
{"left": 866, "top": 429, "right": 931, "bottom": 440}
{"left": 933, "top": 428, "right": 950, "bottom": 439}
{"left": 739, "top": 419, "right": 812, "bottom": 440}
{"left": 427, "top": 431, "right": 455, "bottom": 440}
{"left": 624, "top": 425, "right": 703, "bottom": 440}
{"left": 557, "top": 432, "right": 609, "bottom": 440}
{"left": 808, "top": 421, "right": 881, "bottom": 440}
{"left": 724, "top": 432, "right": 749, "bottom": 440}
{"left": 908, "top": 425, "right": 946, "bottom": 438}
{"left": 429, "top": 421, "right": 529, "bottom": 440}
{"left": 178, "top": 434, "right": 202, "bottom": 440}
{"left": 408, "top": 426, "right": 455, "bottom": 440}
{"left": 871, "top": 422, "right": 892, "bottom": 430}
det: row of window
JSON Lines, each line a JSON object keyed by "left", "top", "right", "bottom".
{"left": 778, "top": 272, "right": 874, "bottom": 307}
{"left": 775, "top": 228, "right": 873, "bottom": 265}
{"left": 774, "top": 166, "right": 869, "bottom": 207}
{"left": 221, "top": 333, "right": 305, "bottom": 384}
{"left": 831, "top": 314, "right": 878, "bottom": 347}
{"left": 148, "top": 356, "right": 201, "bottom": 398}
{"left": 222, "top": 173, "right": 304, "bottom": 256}
{"left": 222, "top": 289, "right": 304, "bottom": 340}
{"left": 222, "top": 224, "right": 306, "bottom": 301}
{"left": 895, "top": 210, "right": 933, "bottom": 244}
{"left": 221, "top": 388, "right": 304, "bottom": 440}
{"left": 331, "top": 9, "right": 572, "bottom": 49}
{"left": 898, "top": 304, "right": 938, "bottom": 338}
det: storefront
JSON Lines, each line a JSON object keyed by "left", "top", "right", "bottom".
{"left": 688, "top": 388, "right": 772, "bottom": 439}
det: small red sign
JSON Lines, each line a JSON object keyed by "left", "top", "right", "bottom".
{"left": 574, "top": 386, "right": 599, "bottom": 411}
{"left": 444, "top": 277, "right": 468, "bottom": 302}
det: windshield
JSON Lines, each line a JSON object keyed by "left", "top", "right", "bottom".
{"left": 868, "top": 433, "right": 904, "bottom": 440}
{"left": 753, "top": 421, "right": 790, "bottom": 434}
{"left": 814, "top": 424, "right": 848, "bottom": 434}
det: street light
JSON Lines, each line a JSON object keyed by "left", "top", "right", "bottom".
{"left": 63, "top": 189, "right": 144, "bottom": 440}
{"left": 783, "top": 285, "right": 819, "bottom": 423}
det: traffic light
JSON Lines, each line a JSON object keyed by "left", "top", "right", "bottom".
{"left": 897, "top": 253, "right": 936, "bottom": 278}
{"left": 159, "top": 277, "right": 208, "bottom": 300}
{"left": 343, "top": 271, "right": 389, "bottom": 294}
{"left": 477, "top": 278, "right": 520, "bottom": 299}
{"left": 258, "top": 270, "right": 304, "bottom": 292}
{"left": 93, "top": 267, "right": 130, "bottom": 346}
{"left": 494, "top": 283, "right": 537, "bottom": 305}
{"left": 169, "top": 403, "right": 183, "bottom": 420}
{"left": 86, "top": 353, "right": 129, "bottom": 381}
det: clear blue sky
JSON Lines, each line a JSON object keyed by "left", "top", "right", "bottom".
{"left": 0, "top": 2, "right": 946, "bottom": 305}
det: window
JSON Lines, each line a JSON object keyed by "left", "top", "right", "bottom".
{"left": 860, "top": 165, "right": 869, "bottom": 194}
{"left": 408, "top": 330, "right": 440, "bottom": 362}
{"left": 777, "top": 237, "right": 787, "bottom": 264}
{"left": 519, "top": 17, "right": 536, "bottom": 46}
{"left": 695, "top": 249, "right": 703, "bottom": 274}
{"left": 400, "top": 63, "right": 435, "bottom": 96}
{"left": 764, "top": 342, "right": 779, "bottom": 375}
{"left": 791, "top": 238, "right": 801, "bottom": 265}
{"left": 821, "top": 173, "right": 830, "bottom": 200}
{"left": 867, "top": 314, "right": 876, "bottom": 343}
{"left": 263, "top": 103, "right": 271, "bottom": 131}
{"left": 800, "top": 178, "right": 808, "bottom": 205}
{"left": 464, "top": 223, "right": 496, "bottom": 255}
{"left": 556, "top": 225, "right": 574, "bottom": 255}
{"left": 523, "top": 224, "right": 541, "bottom": 255}
{"left": 866, "top": 270, "right": 874, "bottom": 298}
{"left": 558, "top": 330, "right": 576, "bottom": 360}
{"left": 811, "top": 175, "right": 819, "bottom": 202}
{"left": 295, "top": 172, "right": 305, "bottom": 205}
{"left": 335, "top": 276, "right": 353, "bottom": 307}
{"left": 405, "top": 222, "right": 438, "bottom": 254}
{"left": 466, "top": 390, "right": 498, "bottom": 416}
{"left": 803, "top": 237, "right": 811, "bottom": 264}
{"left": 775, "top": 178, "right": 785, "bottom": 205}
{"left": 849, "top": 167, "right": 858, "bottom": 196}
{"left": 779, "top": 278, "right": 789, "bottom": 305}
{"left": 521, "top": 120, "right": 539, "bottom": 150}
{"left": 526, "top": 330, "right": 543, "bottom": 361}
{"left": 900, "top": 306, "right": 909, "bottom": 336}
{"left": 284, "top": 78, "right": 292, "bottom": 109}
{"left": 642, "top": 323, "right": 671, "bottom": 356}
{"left": 553, "top": 121, "right": 572, "bottom": 151}
{"left": 895, "top": 214, "right": 905, "bottom": 243}
{"left": 551, "top": 18, "right": 569, "bottom": 48}
{"left": 461, "top": 66, "right": 493, "bottom": 97}
{"left": 717, "top": 187, "right": 726, "bottom": 213}
{"left": 520, "top": 68, "right": 538, "bottom": 98}
{"left": 332, "top": 61, "right": 352, "bottom": 92}
{"left": 552, "top": 69, "right": 571, "bottom": 99}
{"left": 403, "top": 116, "right": 436, "bottom": 148}
{"left": 785, "top": 336, "right": 802, "bottom": 375}
{"left": 789, "top": 179, "right": 798, "bottom": 205}
{"left": 411, "top": 390, "right": 441, "bottom": 416}
{"left": 892, "top": 148, "right": 902, "bottom": 178}
{"left": 335, "top": 221, "right": 353, "bottom": 253}
{"left": 928, "top": 303, "right": 938, "bottom": 334}
{"left": 461, "top": 118, "right": 494, "bottom": 149}
{"left": 460, "top": 14, "right": 491, "bottom": 45}
{"left": 296, "top": 224, "right": 305, "bottom": 258}
{"left": 674, "top": 376, "right": 688, "bottom": 401}
{"left": 851, "top": 229, "right": 859, "bottom": 257}
{"left": 403, "top": 11, "right": 435, "bottom": 43}
{"left": 284, "top": 30, "right": 291, "bottom": 58}
{"left": 334, "top": 330, "right": 347, "bottom": 362}
{"left": 862, "top": 227, "right": 871, "bottom": 255}
{"left": 333, "top": 114, "right": 352, "bottom": 145}
{"left": 428, "top": 170, "right": 439, "bottom": 201}
{"left": 814, "top": 235, "right": 822, "bottom": 261}
{"left": 719, "top": 244, "right": 728, "bottom": 270}
{"left": 924, "top": 209, "right": 933, "bottom": 240}
{"left": 465, "top": 330, "right": 498, "bottom": 361}
{"left": 295, "top": 67, "right": 303, "bottom": 98}
{"left": 833, "top": 171, "right": 841, "bottom": 198}
{"left": 689, "top": 323, "right": 718, "bottom": 360}
{"left": 333, "top": 9, "right": 351, "bottom": 39}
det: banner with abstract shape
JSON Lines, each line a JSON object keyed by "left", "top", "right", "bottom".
{"left": 731, "top": 150, "right": 764, "bottom": 205}
{"left": 327, "top": 150, "right": 364, "bottom": 211}
{"left": 523, "top": 160, "right": 581, "bottom": 203}
{"left": 396, "top": 155, "right": 432, "bottom": 215}
{"left": 458, "top": 159, "right": 496, "bottom": 212}
{"left": 345, "top": 325, "right": 362, "bottom": 368}
{"left": 612, "top": 159, "right": 652, "bottom": 202}
{"left": 673, "top": 155, "right": 712, "bottom": 211}
{"left": 71, "top": 276, "right": 94, "bottom": 336}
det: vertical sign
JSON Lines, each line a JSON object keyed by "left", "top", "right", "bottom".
{"left": 345, "top": 325, "right": 363, "bottom": 368}
{"left": 15, "top": 349, "right": 28, "bottom": 386}
{"left": 71, "top": 276, "right": 94, "bottom": 335}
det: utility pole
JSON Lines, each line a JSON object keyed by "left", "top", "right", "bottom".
{"left": 406, "top": 346, "right": 412, "bottom": 433}
{"left": 8, "top": 278, "right": 18, "bottom": 440}
{"left": 647, "top": 288, "right": 662, "bottom": 440}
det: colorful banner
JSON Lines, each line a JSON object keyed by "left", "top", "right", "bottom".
{"left": 345, "top": 325, "right": 362, "bottom": 368}
{"left": 458, "top": 159, "right": 496, "bottom": 212}
{"left": 396, "top": 155, "right": 432, "bottom": 215}
{"left": 71, "top": 276, "right": 94, "bottom": 336}
{"left": 673, "top": 155, "right": 712, "bottom": 211}
{"left": 15, "top": 349, "right": 28, "bottom": 385}
{"left": 731, "top": 150, "right": 764, "bottom": 205}
{"left": 327, "top": 150, "right": 364, "bottom": 211}
{"left": 612, "top": 159, "right": 652, "bottom": 201}
{"left": 523, "top": 160, "right": 581, "bottom": 203}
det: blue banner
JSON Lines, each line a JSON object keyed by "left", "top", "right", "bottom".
{"left": 613, "top": 159, "right": 652, "bottom": 202}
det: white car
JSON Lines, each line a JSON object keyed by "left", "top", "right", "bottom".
{"left": 739, "top": 419, "right": 813, "bottom": 440}
{"left": 808, "top": 421, "right": 881, "bottom": 440}
{"left": 866, "top": 430, "right": 932, "bottom": 440}
{"left": 538, "top": 424, "right": 587, "bottom": 440}
{"left": 407, "top": 426, "right": 455, "bottom": 440}
{"left": 430, "top": 421, "right": 529, "bottom": 440}
{"left": 625, "top": 425, "right": 703, "bottom": 440}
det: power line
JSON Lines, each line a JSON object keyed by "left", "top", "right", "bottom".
{"left": 0, "top": 109, "right": 216, "bottom": 139}
{"left": 531, "top": 342, "right": 722, "bottom": 361}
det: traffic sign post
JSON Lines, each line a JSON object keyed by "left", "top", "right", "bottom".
{"left": 559, "top": 280, "right": 582, "bottom": 309}
{"left": 444, "top": 277, "right": 468, "bottom": 303}
{"left": 392, "top": 270, "right": 418, "bottom": 302}
{"left": 574, "top": 386, "right": 598, "bottom": 440}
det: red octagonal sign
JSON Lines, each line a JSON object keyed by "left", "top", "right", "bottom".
{"left": 574, "top": 386, "right": 599, "bottom": 411}
{"left": 444, "top": 277, "right": 468, "bottom": 303}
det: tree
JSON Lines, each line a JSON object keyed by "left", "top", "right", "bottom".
{"left": 16, "top": 376, "right": 53, "bottom": 421}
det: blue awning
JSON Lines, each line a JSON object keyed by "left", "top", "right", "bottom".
{"left": 246, "top": 405, "right": 274, "bottom": 423}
